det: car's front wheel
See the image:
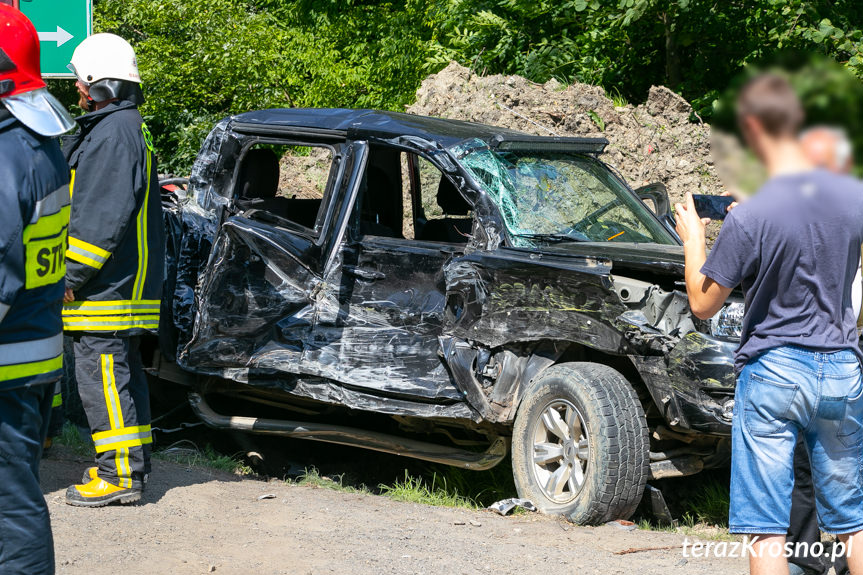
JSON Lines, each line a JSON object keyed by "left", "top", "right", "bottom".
{"left": 511, "top": 362, "right": 649, "bottom": 524}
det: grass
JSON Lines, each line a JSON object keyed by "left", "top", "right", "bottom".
{"left": 608, "top": 87, "right": 629, "bottom": 108}
{"left": 419, "top": 459, "right": 518, "bottom": 508}
{"left": 634, "top": 472, "right": 733, "bottom": 539}
{"left": 289, "top": 467, "right": 369, "bottom": 494}
{"left": 285, "top": 456, "right": 519, "bottom": 511}
{"left": 54, "top": 422, "right": 252, "bottom": 476}
{"left": 55, "top": 422, "right": 94, "bottom": 457}
{"left": 684, "top": 476, "right": 731, "bottom": 526}
{"left": 378, "top": 471, "right": 479, "bottom": 508}
{"left": 154, "top": 440, "right": 254, "bottom": 476}
{"left": 587, "top": 109, "right": 605, "bottom": 132}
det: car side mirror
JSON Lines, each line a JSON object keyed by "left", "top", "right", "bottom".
{"left": 635, "top": 182, "right": 671, "bottom": 217}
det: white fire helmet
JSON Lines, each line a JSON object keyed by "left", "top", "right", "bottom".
{"left": 68, "top": 33, "right": 141, "bottom": 85}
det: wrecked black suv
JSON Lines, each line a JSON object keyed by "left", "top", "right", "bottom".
{"left": 154, "top": 109, "right": 741, "bottom": 524}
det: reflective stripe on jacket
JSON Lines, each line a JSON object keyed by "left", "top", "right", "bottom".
{"left": 0, "top": 110, "right": 69, "bottom": 390}
{"left": 63, "top": 101, "right": 165, "bottom": 336}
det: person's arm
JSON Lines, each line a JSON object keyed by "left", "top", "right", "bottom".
{"left": 65, "top": 132, "right": 143, "bottom": 292}
{"left": 675, "top": 193, "right": 734, "bottom": 319}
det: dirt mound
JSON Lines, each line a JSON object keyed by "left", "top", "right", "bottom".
{"left": 408, "top": 62, "right": 724, "bottom": 211}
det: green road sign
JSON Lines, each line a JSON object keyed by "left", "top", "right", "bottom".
{"left": 20, "top": 0, "right": 92, "bottom": 78}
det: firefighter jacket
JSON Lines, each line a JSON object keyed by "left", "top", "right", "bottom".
{"left": 0, "top": 109, "right": 70, "bottom": 391}
{"left": 63, "top": 100, "right": 165, "bottom": 336}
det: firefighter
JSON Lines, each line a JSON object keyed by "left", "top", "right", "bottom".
{"left": 63, "top": 33, "right": 165, "bottom": 507}
{"left": 0, "top": 5, "right": 75, "bottom": 571}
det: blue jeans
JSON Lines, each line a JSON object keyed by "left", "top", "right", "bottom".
{"left": 730, "top": 345, "right": 863, "bottom": 535}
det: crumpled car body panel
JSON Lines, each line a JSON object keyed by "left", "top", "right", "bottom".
{"left": 163, "top": 108, "right": 738, "bottom": 435}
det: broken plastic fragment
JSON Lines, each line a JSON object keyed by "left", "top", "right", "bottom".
{"left": 605, "top": 519, "right": 637, "bottom": 531}
{"left": 486, "top": 498, "right": 537, "bottom": 516}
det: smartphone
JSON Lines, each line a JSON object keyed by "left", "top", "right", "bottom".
{"left": 692, "top": 194, "right": 734, "bottom": 220}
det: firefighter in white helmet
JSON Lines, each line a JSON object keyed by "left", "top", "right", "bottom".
{"left": 63, "top": 33, "right": 165, "bottom": 507}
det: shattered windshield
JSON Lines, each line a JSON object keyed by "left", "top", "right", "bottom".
{"left": 450, "top": 139, "right": 675, "bottom": 247}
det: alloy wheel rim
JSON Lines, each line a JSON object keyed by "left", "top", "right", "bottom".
{"left": 530, "top": 399, "right": 590, "bottom": 504}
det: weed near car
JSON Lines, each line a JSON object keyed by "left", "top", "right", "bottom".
{"left": 153, "top": 440, "right": 254, "bottom": 476}
{"left": 634, "top": 473, "right": 734, "bottom": 540}
{"left": 288, "top": 467, "right": 369, "bottom": 495}
{"left": 285, "top": 463, "right": 519, "bottom": 511}
{"left": 378, "top": 471, "right": 478, "bottom": 508}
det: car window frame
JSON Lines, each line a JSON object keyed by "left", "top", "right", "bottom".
{"left": 348, "top": 145, "right": 477, "bottom": 246}
{"left": 230, "top": 137, "right": 342, "bottom": 246}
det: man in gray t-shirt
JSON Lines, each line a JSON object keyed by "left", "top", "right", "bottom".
{"left": 676, "top": 74, "right": 863, "bottom": 575}
{"left": 703, "top": 169, "right": 863, "bottom": 373}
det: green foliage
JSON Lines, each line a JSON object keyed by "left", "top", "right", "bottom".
{"left": 711, "top": 54, "right": 863, "bottom": 170}
{"left": 431, "top": 0, "right": 863, "bottom": 118}
{"left": 71, "top": 0, "right": 862, "bottom": 172}
{"left": 92, "top": 0, "right": 436, "bottom": 173}
{"left": 419, "top": 459, "right": 517, "bottom": 507}
{"left": 428, "top": 0, "right": 624, "bottom": 86}
{"left": 608, "top": 88, "right": 629, "bottom": 108}
{"left": 587, "top": 110, "right": 605, "bottom": 132}
{"left": 286, "top": 465, "right": 506, "bottom": 510}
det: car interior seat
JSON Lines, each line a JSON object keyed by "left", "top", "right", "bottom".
{"left": 235, "top": 148, "right": 320, "bottom": 229}
{"left": 360, "top": 164, "right": 402, "bottom": 238}
{"left": 417, "top": 177, "right": 472, "bottom": 243}
{"left": 236, "top": 148, "right": 279, "bottom": 201}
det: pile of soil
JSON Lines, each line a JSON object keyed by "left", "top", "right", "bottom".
{"left": 407, "top": 62, "right": 725, "bottom": 211}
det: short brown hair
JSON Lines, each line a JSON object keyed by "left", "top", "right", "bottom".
{"left": 736, "top": 74, "right": 804, "bottom": 137}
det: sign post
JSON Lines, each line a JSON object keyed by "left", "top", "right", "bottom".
{"left": 19, "top": 0, "right": 92, "bottom": 78}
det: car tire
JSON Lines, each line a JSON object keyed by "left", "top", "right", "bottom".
{"left": 511, "top": 362, "right": 649, "bottom": 524}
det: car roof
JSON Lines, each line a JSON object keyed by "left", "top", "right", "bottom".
{"left": 231, "top": 108, "right": 537, "bottom": 148}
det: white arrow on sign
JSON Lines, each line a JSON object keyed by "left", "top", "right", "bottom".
{"left": 38, "top": 26, "right": 74, "bottom": 48}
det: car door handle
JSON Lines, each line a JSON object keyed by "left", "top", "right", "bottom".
{"left": 344, "top": 266, "right": 386, "bottom": 281}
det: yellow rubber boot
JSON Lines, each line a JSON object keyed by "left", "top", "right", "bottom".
{"left": 81, "top": 467, "right": 148, "bottom": 491}
{"left": 81, "top": 466, "right": 98, "bottom": 484}
{"left": 65, "top": 476, "right": 141, "bottom": 507}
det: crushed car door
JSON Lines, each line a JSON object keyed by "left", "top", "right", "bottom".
{"left": 301, "top": 147, "right": 467, "bottom": 404}
{"left": 182, "top": 140, "right": 369, "bottom": 379}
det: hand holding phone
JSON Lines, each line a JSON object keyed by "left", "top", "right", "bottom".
{"left": 692, "top": 194, "right": 734, "bottom": 221}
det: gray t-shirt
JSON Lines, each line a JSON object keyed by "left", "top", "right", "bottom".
{"left": 701, "top": 169, "right": 863, "bottom": 373}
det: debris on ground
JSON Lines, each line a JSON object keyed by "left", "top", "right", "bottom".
{"left": 487, "top": 498, "right": 538, "bottom": 516}
{"left": 605, "top": 519, "right": 637, "bottom": 531}
{"left": 642, "top": 485, "right": 676, "bottom": 526}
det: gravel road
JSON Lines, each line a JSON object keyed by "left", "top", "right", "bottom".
{"left": 41, "top": 446, "right": 747, "bottom": 575}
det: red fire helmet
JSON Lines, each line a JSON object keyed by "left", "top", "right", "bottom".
{"left": 0, "top": 4, "right": 73, "bottom": 136}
